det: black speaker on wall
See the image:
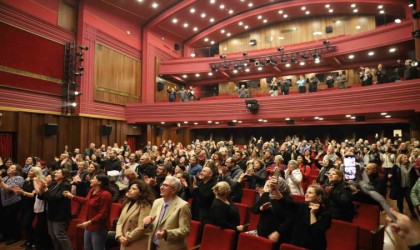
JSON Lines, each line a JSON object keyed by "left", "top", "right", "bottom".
{"left": 157, "top": 82, "right": 165, "bottom": 91}
{"left": 326, "top": 26, "right": 333, "bottom": 33}
{"left": 174, "top": 43, "right": 181, "bottom": 51}
{"left": 101, "top": 125, "right": 112, "bottom": 136}
{"left": 44, "top": 123, "right": 58, "bottom": 136}
{"left": 155, "top": 127, "right": 164, "bottom": 136}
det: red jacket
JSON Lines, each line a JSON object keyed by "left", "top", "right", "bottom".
{"left": 73, "top": 189, "right": 112, "bottom": 231}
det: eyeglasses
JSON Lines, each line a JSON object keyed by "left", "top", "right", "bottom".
{"left": 161, "top": 183, "right": 175, "bottom": 189}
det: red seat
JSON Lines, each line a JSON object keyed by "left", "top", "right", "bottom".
{"left": 237, "top": 232, "right": 275, "bottom": 250}
{"left": 199, "top": 224, "right": 236, "bottom": 250}
{"left": 290, "top": 194, "right": 305, "bottom": 202}
{"left": 234, "top": 203, "right": 250, "bottom": 226}
{"left": 326, "top": 219, "right": 358, "bottom": 250}
{"left": 248, "top": 212, "right": 260, "bottom": 231}
{"left": 71, "top": 198, "right": 82, "bottom": 218}
{"left": 241, "top": 188, "right": 257, "bottom": 207}
{"left": 67, "top": 219, "right": 85, "bottom": 250}
{"left": 279, "top": 243, "right": 305, "bottom": 250}
{"left": 187, "top": 220, "right": 202, "bottom": 249}
{"left": 108, "top": 203, "right": 122, "bottom": 230}
{"left": 352, "top": 202, "right": 384, "bottom": 250}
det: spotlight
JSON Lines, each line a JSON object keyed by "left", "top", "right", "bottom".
{"left": 74, "top": 72, "right": 83, "bottom": 77}
{"left": 412, "top": 30, "right": 420, "bottom": 38}
{"left": 409, "top": 0, "right": 416, "bottom": 9}
{"left": 249, "top": 39, "right": 257, "bottom": 46}
{"left": 79, "top": 57, "right": 84, "bottom": 62}
{"left": 277, "top": 47, "right": 284, "bottom": 52}
{"left": 290, "top": 57, "right": 297, "bottom": 64}
{"left": 280, "top": 57, "right": 287, "bottom": 63}
{"left": 220, "top": 55, "right": 227, "bottom": 59}
{"left": 70, "top": 81, "right": 80, "bottom": 88}
{"left": 78, "top": 45, "right": 89, "bottom": 50}
{"left": 242, "top": 52, "right": 248, "bottom": 57}
{"left": 312, "top": 52, "right": 320, "bottom": 59}
{"left": 223, "top": 63, "right": 230, "bottom": 69}
{"left": 255, "top": 61, "right": 261, "bottom": 66}
{"left": 249, "top": 58, "right": 256, "bottom": 63}
{"left": 300, "top": 54, "right": 309, "bottom": 59}
{"left": 234, "top": 64, "right": 244, "bottom": 70}
{"left": 78, "top": 66, "right": 84, "bottom": 71}
{"left": 74, "top": 91, "right": 82, "bottom": 96}
{"left": 75, "top": 52, "right": 84, "bottom": 56}
{"left": 211, "top": 64, "right": 219, "bottom": 72}
{"left": 323, "top": 40, "right": 330, "bottom": 47}
{"left": 267, "top": 59, "right": 278, "bottom": 66}
{"left": 245, "top": 99, "right": 259, "bottom": 113}
{"left": 411, "top": 60, "right": 419, "bottom": 67}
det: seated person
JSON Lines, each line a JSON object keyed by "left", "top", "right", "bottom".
{"left": 208, "top": 181, "right": 245, "bottom": 232}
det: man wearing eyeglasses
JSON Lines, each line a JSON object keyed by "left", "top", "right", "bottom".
{"left": 144, "top": 176, "right": 191, "bottom": 250}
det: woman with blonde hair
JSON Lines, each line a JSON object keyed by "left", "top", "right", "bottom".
{"left": 208, "top": 181, "right": 244, "bottom": 232}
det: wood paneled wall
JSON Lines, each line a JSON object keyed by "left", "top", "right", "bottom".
{"left": 220, "top": 16, "right": 375, "bottom": 54}
{"left": 0, "top": 110, "right": 141, "bottom": 165}
{"left": 94, "top": 43, "right": 141, "bottom": 105}
{"left": 58, "top": 0, "right": 77, "bottom": 32}
{"left": 155, "top": 57, "right": 182, "bottom": 102}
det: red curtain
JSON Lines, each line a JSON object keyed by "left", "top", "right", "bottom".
{"left": 127, "top": 136, "right": 136, "bottom": 152}
{"left": 0, "top": 133, "right": 13, "bottom": 159}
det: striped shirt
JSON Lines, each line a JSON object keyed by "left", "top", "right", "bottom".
{"left": 1, "top": 175, "right": 24, "bottom": 206}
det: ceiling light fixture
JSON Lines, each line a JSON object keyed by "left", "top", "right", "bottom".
{"left": 329, "top": 9, "right": 334, "bottom": 13}
{"left": 201, "top": 13, "right": 206, "bottom": 18}
{"left": 395, "top": 19, "right": 401, "bottom": 23}
{"left": 349, "top": 54, "right": 355, "bottom": 59}
{"left": 220, "top": 4, "right": 225, "bottom": 9}
{"left": 353, "top": 9, "right": 358, "bottom": 13}
{"left": 209, "top": 18, "right": 215, "bottom": 22}
{"left": 151, "top": 2, "right": 158, "bottom": 8}
{"left": 195, "top": 73, "right": 200, "bottom": 77}
{"left": 239, "top": 21, "right": 243, "bottom": 26}
{"left": 190, "top": 8, "right": 196, "bottom": 13}
{"left": 325, "top": 4, "right": 330, "bottom": 8}
{"left": 389, "top": 48, "right": 396, "bottom": 53}
{"left": 368, "top": 51, "right": 375, "bottom": 56}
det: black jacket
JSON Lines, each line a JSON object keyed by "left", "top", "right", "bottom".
{"left": 326, "top": 180, "right": 355, "bottom": 222}
{"left": 390, "top": 164, "right": 418, "bottom": 200}
{"left": 39, "top": 181, "right": 71, "bottom": 222}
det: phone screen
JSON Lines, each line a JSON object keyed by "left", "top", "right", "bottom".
{"left": 344, "top": 157, "right": 356, "bottom": 181}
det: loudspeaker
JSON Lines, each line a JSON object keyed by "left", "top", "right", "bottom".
{"left": 101, "top": 125, "right": 112, "bottom": 136}
{"left": 249, "top": 39, "right": 257, "bottom": 46}
{"left": 155, "top": 127, "right": 164, "bottom": 136}
{"left": 174, "top": 43, "right": 181, "bottom": 51}
{"left": 355, "top": 116, "right": 366, "bottom": 122}
{"left": 227, "top": 121, "right": 236, "bottom": 126}
{"left": 286, "top": 120, "right": 295, "bottom": 125}
{"left": 326, "top": 26, "right": 333, "bottom": 33}
{"left": 44, "top": 123, "right": 58, "bottom": 136}
{"left": 245, "top": 99, "right": 259, "bottom": 113}
{"left": 157, "top": 82, "right": 165, "bottom": 91}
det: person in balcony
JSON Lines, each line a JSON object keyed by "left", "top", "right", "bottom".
{"left": 236, "top": 84, "right": 249, "bottom": 98}
{"left": 167, "top": 86, "right": 176, "bottom": 102}
{"left": 296, "top": 75, "right": 306, "bottom": 93}
{"left": 325, "top": 75, "right": 334, "bottom": 88}
{"left": 360, "top": 67, "right": 373, "bottom": 86}
{"left": 376, "top": 64, "right": 387, "bottom": 84}
{"left": 279, "top": 77, "right": 291, "bottom": 95}
{"left": 335, "top": 71, "right": 347, "bottom": 89}
{"left": 308, "top": 74, "right": 319, "bottom": 93}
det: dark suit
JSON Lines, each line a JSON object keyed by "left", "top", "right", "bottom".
{"left": 147, "top": 196, "right": 191, "bottom": 250}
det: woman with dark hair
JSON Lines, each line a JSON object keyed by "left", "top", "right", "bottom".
{"left": 76, "top": 162, "right": 100, "bottom": 197}
{"left": 325, "top": 169, "right": 355, "bottom": 222}
{"left": 71, "top": 161, "right": 88, "bottom": 197}
{"left": 316, "top": 158, "right": 335, "bottom": 186}
{"left": 268, "top": 182, "right": 331, "bottom": 249}
{"left": 0, "top": 164, "right": 24, "bottom": 245}
{"left": 115, "top": 179, "right": 155, "bottom": 249}
{"left": 246, "top": 159, "right": 267, "bottom": 189}
{"left": 35, "top": 168, "right": 72, "bottom": 250}
{"left": 64, "top": 173, "right": 112, "bottom": 250}
{"left": 297, "top": 155, "right": 311, "bottom": 192}
{"left": 0, "top": 157, "right": 13, "bottom": 177}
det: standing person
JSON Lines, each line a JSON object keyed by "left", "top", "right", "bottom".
{"left": 325, "top": 75, "right": 334, "bottom": 88}
{"left": 0, "top": 164, "right": 24, "bottom": 245}
{"left": 143, "top": 176, "right": 191, "bottom": 250}
{"left": 336, "top": 71, "right": 347, "bottom": 89}
{"left": 279, "top": 77, "right": 291, "bottom": 95}
{"left": 115, "top": 180, "right": 156, "bottom": 249}
{"left": 296, "top": 75, "right": 306, "bottom": 93}
{"left": 410, "top": 177, "right": 420, "bottom": 220}
{"left": 35, "top": 168, "right": 72, "bottom": 250}
{"left": 269, "top": 78, "right": 279, "bottom": 96}
{"left": 178, "top": 86, "right": 189, "bottom": 102}
{"left": 191, "top": 166, "right": 216, "bottom": 222}
{"left": 167, "top": 87, "right": 176, "bottom": 102}
{"left": 360, "top": 67, "right": 373, "bottom": 86}
{"left": 308, "top": 74, "right": 319, "bottom": 93}
{"left": 64, "top": 173, "right": 112, "bottom": 250}
{"left": 376, "top": 64, "right": 387, "bottom": 84}
{"left": 188, "top": 86, "right": 196, "bottom": 101}
{"left": 236, "top": 85, "right": 249, "bottom": 98}
{"left": 285, "top": 160, "right": 304, "bottom": 195}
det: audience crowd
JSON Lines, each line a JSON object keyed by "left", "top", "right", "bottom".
{"left": 0, "top": 134, "right": 419, "bottom": 249}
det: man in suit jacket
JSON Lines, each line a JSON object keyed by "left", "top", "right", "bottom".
{"left": 143, "top": 176, "right": 191, "bottom": 250}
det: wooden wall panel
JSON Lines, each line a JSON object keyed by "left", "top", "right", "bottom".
{"left": 94, "top": 43, "right": 141, "bottom": 105}
{"left": 58, "top": 0, "right": 77, "bottom": 32}
{"left": 220, "top": 16, "right": 376, "bottom": 54}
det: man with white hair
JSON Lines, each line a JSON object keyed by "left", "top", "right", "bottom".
{"left": 144, "top": 176, "right": 191, "bottom": 250}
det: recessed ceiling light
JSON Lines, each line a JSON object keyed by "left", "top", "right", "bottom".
{"left": 278, "top": 10, "right": 283, "bottom": 14}
{"left": 210, "top": 0, "right": 216, "bottom": 3}
{"left": 195, "top": 73, "right": 200, "bottom": 77}
{"left": 194, "top": 122, "right": 198, "bottom": 125}
{"left": 227, "top": 32, "right": 231, "bottom": 36}
{"left": 351, "top": 3, "right": 356, "bottom": 8}
{"left": 278, "top": 36, "right": 285, "bottom": 40}
{"left": 314, "top": 116, "right": 319, "bottom": 119}
{"left": 353, "top": 9, "right": 358, "bottom": 13}
{"left": 183, "top": 23, "right": 189, "bottom": 28}
{"left": 160, "top": 121, "right": 165, "bottom": 124}
{"left": 204, "top": 37, "right": 209, "bottom": 42}
{"left": 239, "top": 21, "right": 243, "bottom": 26}
{"left": 258, "top": 119, "right": 263, "bottom": 122}
{"left": 285, "top": 118, "right": 291, "bottom": 121}
{"left": 215, "top": 121, "right": 220, "bottom": 124}
{"left": 210, "top": 41, "right": 215, "bottom": 44}
{"left": 378, "top": 5, "right": 383, "bottom": 9}
{"left": 221, "top": 29, "right": 225, "bottom": 33}
{"left": 356, "top": 25, "right": 361, "bottom": 29}
{"left": 193, "top": 27, "right": 198, "bottom": 31}
{"left": 245, "top": 68, "right": 250, "bottom": 72}
{"left": 325, "top": 4, "right": 330, "bottom": 8}
{"left": 182, "top": 74, "right": 187, "bottom": 78}
{"left": 385, "top": 115, "right": 391, "bottom": 118}
{"left": 207, "top": 120, "right": 212, "bottom": 123}
{"left": 190, "top": 8, "right": 196, "bottom": 13}
{"left": 329, "top": 9, "right": 334, "bottom": 13}
{"left": 257, "top": 66, "right": 263, "bottom": 71}
{"left": 244, "top": 25, "right": 249, "bottom": 29}
{"left": 300, "top": 61, "right": 305, "bottom": 66}
{"left": 201, "top": 13, "right": 206, "bottom": 18}
{"left": 209, "top": 18, "right": 215, "bottom": 22}
{"left": 305, "top": 11, "right": 310, "bottom": 15}
{"left": 351, "top": 116, "right": 356, "bottom": 119}
{"left": 233, "top": 69, "right": 238, "bottom": 73}
{"left": 208, "top": 72, "right": 213, "bottom": 76}
{"left": 229, "top": 9, "right": 233, "bottom": 14}
{"left": 283, "top": 14, "right": 288, "bottom": 18}
{"left": 389, "top": 48, "right": 396, "bottom": 53}
{"left": 301, "top": 6, "right": 306, "bottom": 10}
{"left": 381, "top": 112, "right": 387, "bottom": 115}
{"left": 248, "top": 3, "right": 253, "bottom": 7}
{"left": 395, "top": 19, "right": 401, "bottom": 23}
{"left": 183, "top": 121, "right": 188, "bottom": 124}
{"left": 258, "top": 15, "right": 262, "bottom": 19}
{"left": 190, "top": 52, "right": 195, "bottom": 57}
{"left": 151, "top": 2, "right": 158, "bottom": 8}
{"left": 285, "top": 63, "right": 291, "bottom": 67}
{"left": 263, "top": 19, "right": 268, "bottom": 23}
{"left": 380, "top": 10, "right": 385, "bottom": 14}
{"left": 319, "top": 117, "right": 324, "bottom": 120}
{"left": 368, "top": 51, "right": 375, "bottom": 56}
{"left": 346, "top": 114, "right": 351, "bottom": 117}
{"left": 172, "top": 18, "right": 178, "bottom": 23}
{"left": 220, "top": 4, "right": 225, "bottom": 9}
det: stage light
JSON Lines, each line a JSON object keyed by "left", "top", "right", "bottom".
{"left": 300, "top": 54, "right": 309, "bottom": 59}
{"left": 223, "top": 63, "right": 230, "bottom": 69}
{"left": 71, "top": 102, "right": 77, "bottom": 107}
{"left": 70, "top": 81, "right": 80, "bottom": 88}
{"left": 249, "top": 39, "right": 257, "bottom": 46}
{"left": 277, "top": 47, "right": 284, "bottom": 52}
{"left": 281, "top": 57, "right": 287, "bottom": 63}
{"left": 78, "top": 66, "right": 84, "bottom": 71}
{"left": 74, "top": 72, "right": 83, "bottom": 77}
{"left": 78, "top": 45, "right": 89, "bottom": 50}
{"left": 323, "top": 40, "right": 330, "bottom": 47}
{"left": 220, "top": 55, "right": 227, "bottom": 59}
{"left": 79, "top": 57, "right": 84, "bottom": 62}
{"left": 211, "top": 64, "right": 219, "bottom": 72}
{"left": 242, "top": 52, "right": 248, "bottom": 57}
{"left": 312, "top": 52, "right": 320, "bottom": 59}
{"left": 412, "top": 30, "right": 420, "bottom": 38}
{"left": 75, "top": 52, "right": 84, "bottom": 56}
{"left": 267, "top": 59, "right": 278, "bottom": 66}
{"left": 290, "top": 57, "right": 297, "bottom": 64}
{"left": 74, "top": 91, "right": 82, "bottom": 96}
{"left": 249, "top": 58, "right": 256, "bottom": 63}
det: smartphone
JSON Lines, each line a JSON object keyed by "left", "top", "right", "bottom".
{"left": 273, "top": 168, "right": 280, "bottom": 181}
{"left": 343, "top": 156, "right": 356, "bottom": 181}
